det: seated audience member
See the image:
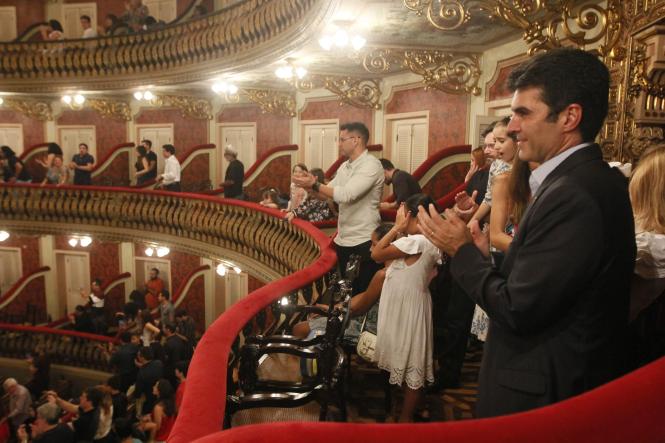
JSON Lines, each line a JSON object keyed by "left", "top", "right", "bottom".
{"left": 39, "top": 20, "right": 64, "bottom": 41}
{"left": 157, "top": 290, "right": 175, "bottom": 327}
{"left": 133, "top": 346, "right": 164, "bottom": 414}
{"left": 15, "top": 402, "right": 74, "bottom": 443}
{"left": 174, "top": 360, "right": 189, "bottom": 412}
{"left": 156, "top": 144, "right": 181, "bottom": 191}
{"left": 36, "top": 143, "right": 63, "bottom": 171}
{"left": 629, "top": 146, "right": 665, "bottom": 322}
{"left": 1, "top": 146, "right": 31, "bottom": 183}
{"left": 2, "top": 378, "right": 32, "bottom": 435}
{"left": 113, "top": 417, "right": 142, "bottom": 443}
{"left": 259, "top": 188, "right": 280, "bottom": 209}
{"left": 138, "top": 379, "right": 176, "bottom": 443}
{"left": 292, "top": 224, "right": 391, "bottom": 342}
{"left": 100, "top": 14, "right": 118, "bottom": 35}
{"left": 378, "top": 159, "right": 422, "bottom": 210}
{"left": 138, "top": 309, "right": 160, "bottom": 347}
{"left": 25, "top": 349, "right": 51, "bottom": 400}
{"left": 144, "top": 268, "right": 164, "bottom": 310}
{"left": 163, "top": 323, "right": 193, "bottom": 386}
{"left": 69, "top": 143, "right": 95, "bottom": 185}
{"left": 175, "top": 309, "right": 196, "bottom": 346}
{"left": 221, "top": 145, "right": 244, "bottom": 199}
{"left": 46, "top": 387, "right": 103, "bottom": 442}
{"left": 105, "top": 375, "right": 128, "bottom": 421}
{"left": 116, "top": 301, "right": 140, "bottom": 334}
{"left": 286, "top": 163, "right": 308, "bottom": 211}
{"left": 285, "top": 168, "right": 335, "bottom": 222}
{"left": 109, "top": 332, "right": 140, "bottom": 392}
{"left": 80, "top": 14, "right": 97, "bottom": 38}
{"left": 41, "top": 156, "right": 68, "bottom": 186}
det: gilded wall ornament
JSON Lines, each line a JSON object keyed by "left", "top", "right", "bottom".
{"left": 403, "top": 0, "right": 623, "bottom": 57}
{"left": 1, "top": 99, "right": 53, "bottom": 121}
{"left": 87, "top": 99, "right": 132, "bottom": 121}
{"left": 289, "top": 74, "right": 382, "bottom": 109}
{"left": 151, "top": 95, "right": 213, "bottom": 120}
{"left": 242, "top": 89, "right": 297, "bottom": 117}
{"left": 363, "top": 48, "right": 481, "bottom": 95}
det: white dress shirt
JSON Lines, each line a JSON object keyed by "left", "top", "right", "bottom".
{"left": 330, "top": 149, "right": 384, "bottom": 247}
{"left": 82, "top": 28, "right": 97, "bottom": 38}
{"left": 161, "top": 155, "right": 181, "bottom": 185}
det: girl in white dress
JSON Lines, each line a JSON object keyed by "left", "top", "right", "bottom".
{"left": 371, "top": 193, "right": 441, "bottom": 422}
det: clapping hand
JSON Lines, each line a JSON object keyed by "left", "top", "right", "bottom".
{"left": 453, "top": 190, "right": 479, "bottom": 222}
{"left": 291, "top": 172, "right": 316, "bottom": 189}
{"left": 417, "top": 205, "right": 472, "bottom": 256}
{"left": 394, "top": 204, "right": 410, "bottom": 234}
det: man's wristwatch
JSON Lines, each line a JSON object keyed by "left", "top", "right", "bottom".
{"left": 312, "top": 181, "right": 320, "bottom": 192}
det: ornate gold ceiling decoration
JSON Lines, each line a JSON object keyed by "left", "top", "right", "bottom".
{"left": 403, "top": 0, "right": 623, "bottom": 57}
{"left": 362, "top": 49, "right": 481, "bottom": 95}
{"left": 289, "top": 75, "right": 382, "bottom": 109}
{"left": 242, "top": 89, "right": 297, "bottom": 117}
{"left": 151, "top": 95, "right": 213, "bottom": 120}
{"left": 1, "top": 99, "right": 53, "bottom": 121}
{"left": 86, "top": 99, "right": 132, "bottom": 121}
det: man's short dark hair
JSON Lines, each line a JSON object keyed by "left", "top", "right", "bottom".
{"left": 151, "top": 268, "right": 159, "bottom": 275}
{"left": 175, "top": 360, "right": 190, "bottom": 377}
{"left": 379, "top": 159, "right": 395, "bottom": 170}
{"left": 340, "top": 122, "right": 370, "bottom": 146}
{"left": 481, "top": 121, "right": 498, "bottom": 138}
{"left": 142, "top": 139, "right": 152, "bottom": 148}
{"left": 164, "top": 322, "right": 176, "bottom": 333}
{"left": 507, "top": 48, "right": 609, "bottom": 142}
{"left": 138, "top": 346, "right": 154, "bottom": 361}
{"left": 175, "top": 308, "right": 187, "bottom": 318}
{"left": 85, "top": 387, "right": 103, "bottom": 409}
{"left": 159, "top": 289, "right": 170, "bottom": 301}
{"left": 107, "top": 375, "right": 122, "bottom": 391}
{"left": 162, "top": 144, "right": 176, "bottom": 155}
{"left": 79, "top": 143, "right": 89, "bottom": 150}
{"left": 80, "top": 15, "right": 91, "bottom": 22}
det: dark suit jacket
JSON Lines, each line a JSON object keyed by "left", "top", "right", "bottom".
{"left": 451, "top": 144, "right": 636, "bottom": 417}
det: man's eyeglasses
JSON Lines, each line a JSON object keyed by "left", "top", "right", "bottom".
{"left": 339, "top": 136, "right": 358, "bottom": 143}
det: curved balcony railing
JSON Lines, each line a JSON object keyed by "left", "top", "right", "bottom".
{"left": 0, "top": 0, "right": 333, "bottom": 92}
{"left": 0, "top": 323, "right": 118, "bottom": 371}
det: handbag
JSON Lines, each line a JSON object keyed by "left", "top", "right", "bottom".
{"left": 356, "top": 314, "right": 377, "bottom": 362}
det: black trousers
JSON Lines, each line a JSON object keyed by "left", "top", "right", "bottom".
{"left": 164, "top": 182, "right": 181, "bottom": 192}
{"left": 335, "top": 240, "right": 382, "bottom": 295}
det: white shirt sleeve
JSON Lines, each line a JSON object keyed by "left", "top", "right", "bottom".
{"left": 332, "top": 160, "right": 383, "bottom": 204}
{"left": 161, "top": 156, "right": 181, "bottom": 183}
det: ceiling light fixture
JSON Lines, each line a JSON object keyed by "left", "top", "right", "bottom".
{"left": 233, "top": 266, "right": 242, "bottom": 274}
{"left": 319, "top": 25, "right": 365, "bottom": 51}
{"left": 134, "top": 90, "right": 155, "bottom": 101}
{"left": 145, "top": 247, "right": 154, "bottom": 257}
{"left": 0, "top": 230, "right": 9, "bottom": 242}
{"left": 216, "top": 264, "right": 227, "bottom": 276}
{"left": 156, "top": 246, "right": 170, "bottom": 257}
{"left": 211, "top": 81, "right": 239, "bottom": 95}
{"left": 61, "top": 93, "right": 86, "bottom": 109}
{"left": 80, "top": 236, "right": 92, "bottom": 247}
{"left": 68, "top": 238, "right": 78, "bottom": 247}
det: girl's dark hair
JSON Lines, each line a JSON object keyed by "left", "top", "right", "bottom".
{"left": 49, "top": 20, "right": 63, "bottom": 32}
{"left": 156, "top": 378, "right": 176, "bottom": 416}
{"left": 508, "top": 155, "right": 532, "bottom": 224}
{"left": 292, "top": 163, "right": 308, "bottom": 173}
{"left": 85, "top": 387, "right": 104, "bottom": 409}
{"left": 373, "top": 223, "right": 392, "bottom": 240}
{"left": 310, "top": 168, "right": 325, "bottom": 183}
{"left": 1, "top": 146, "right": 15, "bottom": 158}
{"left": 47, "top": 143, "right": 63, "bottom": 155}
{"left": 494, "top": 116, "right": 517, "bottom": 142}
{"left": 404, "top": 193, "right": 438, "bottom": 217}
{"left": 136, "top": 145, "right": 147, "bottom": 157}
{"left": 262, "top": 188, "right": 279, "bottom": 202}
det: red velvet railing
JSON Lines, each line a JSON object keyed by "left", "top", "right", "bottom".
{"left": 192, "top": 356, "right": 665, "bottom": 443}
{"left": 0, "top": 322, "right": 118, "bottom": 344}
{"left": 324, "top": 144, "right": 383, "bottom": 180}
{"left": 0, "top": 266, "right": 50, "bottom": 308}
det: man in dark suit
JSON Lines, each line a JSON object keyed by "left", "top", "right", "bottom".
{"left": 133, "top": 346, "right": 164, "bottom": 414}
{"left": 417, "top": 48, "right": 636, "bottom": 417}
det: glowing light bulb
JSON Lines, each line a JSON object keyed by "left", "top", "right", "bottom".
{"left": 74, "top": 94, "right": 85, "bottom": 105}
{"left": 156, "top": 246, "right": 170, "bottom": 257}
{"left": 233, "top": 266, "right": 241, "bottom": 274}
{"left": 0, "top": 97, "right": 4, "bottom": 106}
{"left": 351, "top": 35, "right": 366, "bottom": 50}
{"left": 68, "top": 238, "right": 78, "bottom": 247}
{"left": 0, "top": 231, "right": 9, "bottom": 241}
{"left": 143, "top": 91, "right": 154, "bottom": 100}
{"left": 80, "top": 236, "right": 92, "bottom": 247}
{"left": 228, "top": 84, "right": 238, "bottom": 94}
{"left": 333, "top": 29, "right": 349, "bottom": 47}
{"left": 295, "top": 67, "right": 307, "bottom": 79}
{"left": 145, "top": 247, "right": 154, "bottom": 257}
{"left": 318, "top": 35, "right": 333, "bottom": 50}
{"left": 280, "top": 296, "right": 289, "bottom": 306}
{"left": 216, "top": 264, "right": 226, "bottom": 276}
{"left": 134, "top": 91, "right": 144, "bottom": 100}
{"left": 62, "top": 95, "right": 72, "bottom": 104}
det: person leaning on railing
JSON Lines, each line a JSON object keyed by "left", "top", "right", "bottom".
{"left": 1, "top": 146, "right": 32, "bottom": 183}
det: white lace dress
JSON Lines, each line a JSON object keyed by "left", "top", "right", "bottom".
{"left": 374, "top": 234, "right": 441, "bottom": 389}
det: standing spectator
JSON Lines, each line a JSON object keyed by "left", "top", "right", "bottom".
{"left": 221, "top": 145, "right": 244, "bottom": 199}
{"left": 138, "top": 309, "right": 160, "bottom": 347}
{"left": 135, "top": 140, "right": 157, "bottom": 184}
{"left": 138, "top": 379, "right": 176, "bottom": 443}
{"left": 46, "top": 387, "right": 102, "bottom": 442}
{"left": 162, "top": 323, "right": 192, "bottom": 386}
{"left": 80, "top": 15, "right": 97, "bottom": 38}
{"left": 41, "top": 156, "right": 68, "bottom": 186}
{"left": 25, "top": 348, "right": 50, "bottom": 400}
{"left": 2, "top": 378, "right": 32, "bottom": 435}
{"left": 81, "top": 278, "right": 106, "bottom": 333}
{"left": 175, "top": 309, "right": 196, "bottom": 346}
{"left": 15, "top": 402, "right": 74, "bottom": 443}
{"left": 105, "top": 375, "right": 128, "bottom": 420}
{"left": 69, "top": 143, "right": 95, "bottom": 186}
{"left": 144, "top": 268, "right": 164, "bottom": 310}
{"left": 293, "top": 122, "right": 384, "bottom": 294}
{"left": 39, "top": 20, "right": 64, "bottom": 41}
{"left": 134, "top": 145, "right": 149, "bottom": 186}
{"left": 121, "top": 0, "right": 150, "bottom": 32}
{"left": 378, "top": 159, "right": 422, "bottom": 210}
{"left": 36, "top": 143, "right": 63, "bottom": 171}
{"left": 1, "top": 146, "right": 31, "bottom": 183}
{"left": 157, "top": 291, "right": 175, "bottom": 327}
{"left": 174, "top": 360, "right": 189, "bottom": 412}
{"left": 134, "top": 347, "right": 164, "bottom": 415}
{"left": 418, "top": 48, "right": 636, "bottom": 418}
{"left": 156, "top": 144, "right": 181, "bottom": 191}
{"left": 109, "top": 332, "right": 140, "bottom": 392}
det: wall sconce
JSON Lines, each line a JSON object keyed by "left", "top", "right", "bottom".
{"left": 216, "top": 261, "right": 241, "bottom": 276}
{"left": 134, "top": 90, "right": 155, "bottom": 101}
{"left": 145, "top": 244, "right": 170, "bottom": 257}
{"left": 0, "top": 230, "right": 9, "bottom": 242}
{"left": 0, "top": 97, "right": 4, "bottom": 106}
{"left": 216, "top": 264, "right": 226, "bottom": 276}
{"left": 156, "top": 246, "right": 170, "bottom": 257}
{"left": 61, "top": 94, "right": 86, "bottom": 109}
{"left": 68, "top": 235, "right": 92, "bottom": 247}
{"left": 211, "top": 81, "right": 239, "bottom": 95}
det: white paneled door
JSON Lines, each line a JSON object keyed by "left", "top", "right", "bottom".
{"left": 140, "top": 259, "right": 171, "bottom": 293}
{"left": 0, "top": 7, "right": 17, "bottom": 41}
{"left": 219, "top": 124, "right": 256, "bottom": 179}
{"left": 62, "top": 3, "right": 97, "bottom": 39}
{"left": 391, "top": 118, "right": 428, "bottom": 173}
{"left": 58, "top": 126, "right": 96, "bottom": 166}
{"left": 303, "top": 124, "right": 338, "bottom": 171}
{"left": 137, "top": 126, "right": 174, "bottom": 180}
{"left": 0, "top": 248, "right": 21, "bottom": 295}
{"left": 143, "top": 0, "right": 177, "bottom": 23}
{"left": 57, "top": 252, "right": 90, "bottom": 315}
{"left": 224, "top": 271, "right": 248, "bottom": 309}
{"left": 0, "top": 125, "right": 23, "bottom": 153}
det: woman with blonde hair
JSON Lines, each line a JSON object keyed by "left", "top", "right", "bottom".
{"left": 628, "top": 146, "right": 665, "bottom": 321}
